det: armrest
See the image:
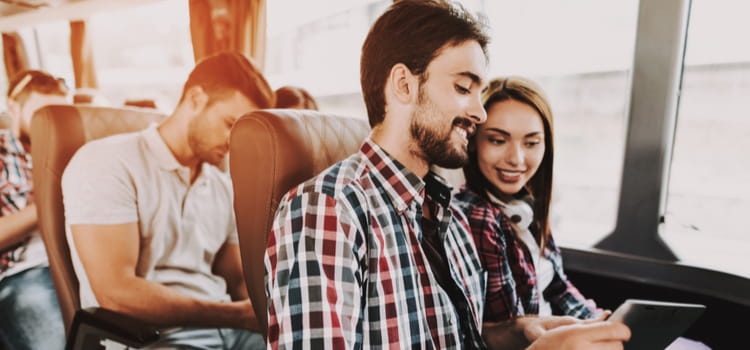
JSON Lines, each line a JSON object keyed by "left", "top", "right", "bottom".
{"left": 65, "top": 307, "right": 165, "bottom": 350}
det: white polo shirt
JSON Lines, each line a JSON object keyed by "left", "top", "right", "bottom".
{"left": 62, "top": 125, "right": 238, "bottom": 308}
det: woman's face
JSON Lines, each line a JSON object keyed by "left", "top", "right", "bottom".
{"left": 475, "top": 99, "right": 546, "bottom": 200}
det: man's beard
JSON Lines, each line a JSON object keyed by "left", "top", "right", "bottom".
{"left": 408, "top": 91, "right": 469, "bottom": 169}
{"left": 187, "top": 120, "right": 225, "bottom": 168}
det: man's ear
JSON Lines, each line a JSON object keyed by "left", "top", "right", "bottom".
{"left": 184, "top": 85, "right": 209, "bottom": 112}
{"left": 387, "top": 63, "right": 419, "bottom": 105}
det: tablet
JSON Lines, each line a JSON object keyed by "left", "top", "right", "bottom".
{"left": 608, "top": 299, "right": 706, "bottom": 350}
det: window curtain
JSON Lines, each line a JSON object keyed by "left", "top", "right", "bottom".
{"left": 189, "top": 0, "right": 266, "bottom": 70}
{"left": 70, "top": 20, "right": 98, "bottom": 89}
{"left": 2, "top": 32, "right": 29, "bottom": 81}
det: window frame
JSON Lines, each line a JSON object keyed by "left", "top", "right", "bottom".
{"left": 564, "top": 0, "right": 750, "bottom": 306}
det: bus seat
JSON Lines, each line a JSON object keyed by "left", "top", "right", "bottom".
{"left": 30, "top": 104, "right": 166, "bottom": 349}
{"left": 229, "top": 109, "right": 370, "bottom": 334}
{"left": 124, "top": 99, "right": 158, "bottom": 109}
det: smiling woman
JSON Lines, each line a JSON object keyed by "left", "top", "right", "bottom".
{"left": 455, "top": 76, "right": 600, "bottom": 324}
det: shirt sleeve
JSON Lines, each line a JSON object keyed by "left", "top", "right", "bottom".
{"left": 543, "top": 239, "right": 599, "bottom": 319}
{"left": 265, "top": 190, "right": 364, "bottom": 349}
{"left": 62, "top": 142, "right": 138, "bottom": 225}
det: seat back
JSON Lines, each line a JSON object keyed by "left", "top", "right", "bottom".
{"left": 31, "top": 105, "right": 165, "bottom": 333}
{"left": 229, "top": 109, "right": 370, "bottom": 332}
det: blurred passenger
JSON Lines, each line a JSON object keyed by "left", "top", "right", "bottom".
{"left": 274, "top": 85, "right": 318, "bottom": 110}
{"left": 62, "top": 52, "right": 274, "bottom": 349}
{"left": 0, "top": 70, "right": 68, "bottom": 350}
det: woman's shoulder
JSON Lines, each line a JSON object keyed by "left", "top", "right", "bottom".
{"left": 455, "top": 187, "right": 498, "bottom": 215}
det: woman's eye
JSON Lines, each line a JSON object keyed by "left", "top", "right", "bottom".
{"left": 455, "top": 84, "right": 470, "bottom": 94}
{"left": 489, "top": 138, "right": 505, "bottom": 145}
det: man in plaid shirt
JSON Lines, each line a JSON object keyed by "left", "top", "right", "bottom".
{"left": 0, "top": 70, "right": 68, "bottom": 350}
{"left": 266, "top": 1, "right": 630, "bottom": 349}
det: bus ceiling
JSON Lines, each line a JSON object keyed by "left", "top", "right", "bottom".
{"left": 0, "top": 0, "right": 163, "bottom": 32}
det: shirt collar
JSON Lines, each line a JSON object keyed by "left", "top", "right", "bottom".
{"left": 360, "top": 138, "right": 425, "bottom": 213}
{"left": 360, "top": 138, "right": 453, "bottom": 214}
{"left": 143, "top": 125, "right": 183, "bottom": 171}
{"left": 486, "top": 190, "right": 508, "bottom": 208}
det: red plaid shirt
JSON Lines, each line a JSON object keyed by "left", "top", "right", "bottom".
{"left": 455, "top": 188, "right": 598, "bottom": 322}
{"left": 0, "top": 130, "right": 34, "bottom": 273}
{"left": 266, "top": 139, "right": 487, "bottom": 349}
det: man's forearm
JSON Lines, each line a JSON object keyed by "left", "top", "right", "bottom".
{"left": 95, "top": 275, "right": 256, "bottom": 330}
{"left": 0, "top": 204, "right": 37, "bottom": 251}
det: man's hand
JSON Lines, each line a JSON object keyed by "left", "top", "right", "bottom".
{"left": 526, "top": 320, "right": 631, "bottom": 350}
{"left": 522, "top": 310, "right": 612, "bottom": 341}
{"left": 520, "top": 315, "right": 582, "bottom": 342}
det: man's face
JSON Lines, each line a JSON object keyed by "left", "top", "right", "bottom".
{"left": 187, "top": 91, "right": 256, "bottom": 167}
{"left": 10, "top": 92, "right": 68, "bottom": 141}
{"left": 409, "top": 40, "right": 489, "bottom": 169}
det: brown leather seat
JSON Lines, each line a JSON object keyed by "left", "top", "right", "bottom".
{"left": 30, "top": 104, "right": 165, "bottom": 336}
{"left": 229, "top": 109, "right": 370, "bottom": 333}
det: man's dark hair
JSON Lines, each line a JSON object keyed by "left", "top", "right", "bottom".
{"left": 180, "top": 52, "right": 275, "bottom": 109}
{"left": 360, "top": 0, "right": 489, "bottom": 127}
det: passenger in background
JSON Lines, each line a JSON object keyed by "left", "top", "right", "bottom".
{"left": 62, "top": 52, "right": 273, "bottom": 349}
{"left": 0, "top": 70, "right": 68, "bottom": 350}
{"left": 274, "top": 85, "right": 318, "bottom": 110}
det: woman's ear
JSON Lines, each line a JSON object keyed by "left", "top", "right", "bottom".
{"left": 386, "top": 63, "right": 419, "bottom": 105}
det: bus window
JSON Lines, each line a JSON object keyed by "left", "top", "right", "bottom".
{"left": 267, "top": 0, "right": 639, "bottom": 247}
{"left": 478, "top": 0, "right": 639, "bottom": 247}
{"left": 664, "top": 0, "right": 750, "bottom": 278}
{"left": 88, "top": 0, "right": 193, "bottom": 111}
{"left": 265, "top": 0, "right": 390, "bottom": 118}
{"left": 32, "top": 21, "right": 75, "bottom": 90}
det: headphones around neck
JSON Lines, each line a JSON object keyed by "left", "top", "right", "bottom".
{"left": 504, "top": 197, "right": 534, "bottom": 230}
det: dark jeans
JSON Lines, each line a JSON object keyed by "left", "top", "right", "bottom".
{"left": 0, "top": 266, "right": 65, "bottom": 350}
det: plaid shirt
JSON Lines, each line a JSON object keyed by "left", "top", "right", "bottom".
{"left": 266, "top": 139, "right": 486, "bottom": 349}
{"left": 0, "top": 130, "right": 33, "bottom": 273}
{"left": 455, "top": 188, "right": 597, "bottom": 323}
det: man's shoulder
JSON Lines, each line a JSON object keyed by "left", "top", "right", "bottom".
{"left": 64, "top": 131, "right": 146, "bottom": 180}
{"left": 286, "top": 151, "right": 372, "bottom": 209}
{"left": 79, "top": 130, "right": 143, "bottom": 152}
